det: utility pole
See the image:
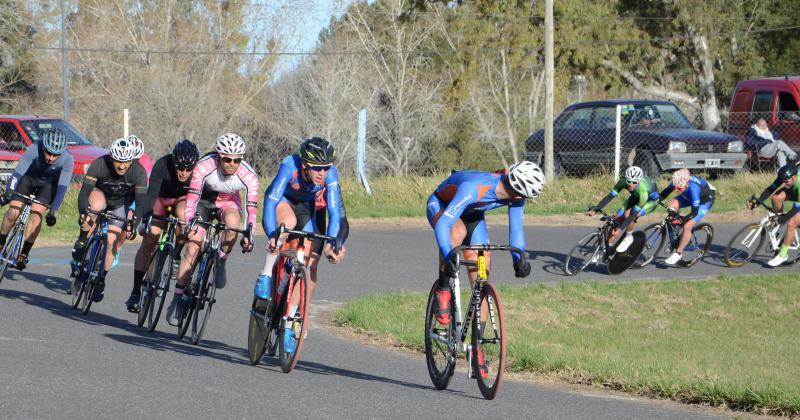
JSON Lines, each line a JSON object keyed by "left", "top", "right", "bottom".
{"left": 60, "top": 0, "right": 69, "bottom": 121}
{"left": 543, "top": 0, "right": 554, "bottom": 180}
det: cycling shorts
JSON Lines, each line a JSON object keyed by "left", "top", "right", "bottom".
{"left": 14, "top": 174, "right": 56, "bottom": 205}
{"left": 426, "top": 195, "right": 489, "bottom": 248}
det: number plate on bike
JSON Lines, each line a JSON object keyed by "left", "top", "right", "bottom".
{"left": 704, "top": 159, "right": 721, "bottom": 168}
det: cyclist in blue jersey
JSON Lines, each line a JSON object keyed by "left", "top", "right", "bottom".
{"left": 0, "top": 128, "right": 73, "bottom": 269}
{"left": 428, "top": 161, "right": 545, "bottom": 327}
{"left": 255, "top": 137, "right": 346, "bottom": 353}
{"left": 658, "top": 169, "right": 716, "bottom": 265}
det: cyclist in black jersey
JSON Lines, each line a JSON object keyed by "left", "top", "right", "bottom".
{"left": 0, "top": 129, "right": 73, "bottom": 269}
{"left": 71, "top": 137, "right": 148, "bottom": 303}
{"left": 125, "top": 140, "right": 199, "bottom": 312}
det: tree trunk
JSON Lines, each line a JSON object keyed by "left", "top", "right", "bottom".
{"left": 687, "top": 29, "right": 721, "bottom": 131}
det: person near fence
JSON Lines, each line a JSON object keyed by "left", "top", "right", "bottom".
{"left": 256, "top": 136, "right": 346, "bottom": 353}
{"left": 125, "top": 139, "right": 199, "bottom": 313}
{"left": 585, "top": 166, "right": 659, "bottom": 254}
{"left": 71, "top": 137, "right": 148, "bottom": 303}
{"left": 748, "top": 163, "right": 800, "bottom": 266}
{"left": 658, "top": 169, "right": 716, "bottom": 265}
{"left": 0, "top": 128, "right": 73, "bottom": 269}
{"left": 747, "top": 118, "right": 797, "bottom": 167}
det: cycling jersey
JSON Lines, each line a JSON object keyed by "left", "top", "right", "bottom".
{"left": 262, "top": 154, "right": 343, "bottom": 239}
{"left": 143, "top": 154, "right": 192, "bottom": 218}
{"left": 426, "top": 170, "right": 525, "bottom": 262}
{"left": 758, "top": 176, "right": 800, "bottom": 208}
{"left": 660, "top": 176, "right": 716, "bottom": 223}
{"left": 184, "top": 153, "right": 259, "bottom": 228}
{"left": 6, "top": 142, "right": 74, "bottom": 211}
{"left": 596, "top": 176, "right": 660, "bottom": 216}
{"left": 78, "top": 155, "right": 148, "bottom": 220}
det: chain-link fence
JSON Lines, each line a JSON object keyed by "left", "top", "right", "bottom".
{"left": 723, "top": 110, "right": 800, "bottom": 171}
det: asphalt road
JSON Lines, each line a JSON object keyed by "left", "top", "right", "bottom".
{"left": 1, "top": 222, "right": 782, "bottom": 419}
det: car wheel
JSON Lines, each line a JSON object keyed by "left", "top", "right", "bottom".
{"left": 634, "top": 150, "right": 659, "bottom": 179}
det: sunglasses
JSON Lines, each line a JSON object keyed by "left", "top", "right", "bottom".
{"left": 626, "top": 179, "right": 639, "bottom": 185}
{"left": 306, "top": 164, "right": 331, "bottom": 171}
{"left": 220, "top": 156, "right": 242, "bottom": 164}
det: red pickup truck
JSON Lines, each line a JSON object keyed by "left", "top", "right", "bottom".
{"left": 0, "top": 115, "right": 152, "bottom": 182}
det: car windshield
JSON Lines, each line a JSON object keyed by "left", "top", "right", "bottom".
{"left": 20, "top": 119, "right": 93, "bottom": 146}
{"left": 621, "top": 103, "right": 693, "bottom": 129}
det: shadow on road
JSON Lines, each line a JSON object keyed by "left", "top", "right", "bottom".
{"left": 104, "top": 331, "right": 252, "bottom": 366}
{"left": 1, "top": 266, "right": 71, "bottom": 295}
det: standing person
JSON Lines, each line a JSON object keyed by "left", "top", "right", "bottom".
{"left": 747, "top": 117, "right": 797, "bottom": 167}
{"left": 0, "top": 128, "right": 73, "bottom": 269}
{"left": 125, "top": 140, "right": 199, "bottom": 312}
{"left": 658, "top": 169, "right": 716, "bottom": 265}
{"left": 71, "top": 137, "right": 148, "bottom": 302}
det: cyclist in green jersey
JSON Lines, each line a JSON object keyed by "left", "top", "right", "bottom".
{"left": 749, "top": 163, "right": 800, "bottom": 266}
{"left": 586, "top": 166, "right": 659, "bottom": 253}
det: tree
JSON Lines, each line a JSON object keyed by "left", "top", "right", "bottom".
{"left": 0, "top": 0, "right": 37, "bottom": 112}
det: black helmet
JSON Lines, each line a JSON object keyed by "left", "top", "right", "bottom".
{"left": 778, "top": 163, "right": 798, "bottom": 182}
{"left": 299, "top": 137, "right": 335, "bottom": 165}
{"left": 172, "top": 139, "right": 199, "bottom": 168}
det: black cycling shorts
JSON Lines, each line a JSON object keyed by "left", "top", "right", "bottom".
{"left": 14, "top": 174, "right": 56, "bottom": 205}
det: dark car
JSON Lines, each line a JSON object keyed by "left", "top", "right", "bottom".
{"left": 524, "top": 100, "right": 747, "bottom": 178}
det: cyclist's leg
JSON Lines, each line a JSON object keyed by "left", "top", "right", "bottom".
{"left": 214, "top": 203, "right": 242, "bottom": 289}
{"left": 0, "top": 200, "right": 24, "bottom": 248}
{"left": 255, "top": 200, "right": 296, "bottom": 299}
{"left": 74, "top": 190, "right": 104, "bottom": 260}
{"left": 176, "top": 200, "right": 210, "bottom": 288}
{"left": 130, "top": 198, "right": 171, "bottom": 305}
{"left": 173, "top": 197, "right": 188, "bottom": 256}
{"left": 772, "top": 190, "right": 787, "bottom": 213}
{"left": 22, "top": 179, "right": 54, "bottom": 257}
{"left": 463, "top": 213, "right": 492, "bottom": 323}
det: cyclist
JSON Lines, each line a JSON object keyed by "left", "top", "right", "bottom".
{"left": 585, "top": 166, "right": 659, "bottom": 253}
{"left": 256, "top": 137, "right": 346, "bottom": 353}
{"left": 125, "top": 139, "right": 199, "bottom": 313}
{"left": 658, "top": 169, "right": 716, "bottom": 265}
{"left": 748, "top": 163, "right": 800, "bottom": 266}
{"left": 0, "top": 128, "right": 73, "bottom": 269}
{"left": 72, "top": 137, "right": 148, "bottom": 302}
{"left": 165, "top": 133, "right": 258, "bottom": 325}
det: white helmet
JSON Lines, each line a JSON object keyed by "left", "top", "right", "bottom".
{"left": 126, "top": 135, "right": 145, "bottom": 159}
{"left": 108, "top": 137, "right": 138, "bottom": 162}
{"left": 624, "top": 166, "right": 644, "bottom": 183}
{"left": 507, "top": 161, "right": 546, "bottom": 198}
{"left": 215, "top": 133, "right": 246, "bottom": 155}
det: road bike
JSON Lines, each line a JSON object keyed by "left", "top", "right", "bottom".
{"left": 70, "top": 209, "right": 132, "bottom": 315}
{"left": 636, "top": 202, "right": 714, "bottom": 268}
{"left": 247, "top": 224, "right": 336, "bottom": 373}
{"left": 0, "top": 192, "right": 50, "bottom": 284}
{"left": 563, "top": 208, "right": 645, "bottom": 276}
{"left": 724, "top": 195, "right": 800, "bottom": 267}
{"left": 424, "top": 244, "right": 521, "bottom": 400}
{"left": 175, "top": 213, "right": 248, "bottom": 345}
{"left": 137, "top": 211, "right": 184, "bottom": 331}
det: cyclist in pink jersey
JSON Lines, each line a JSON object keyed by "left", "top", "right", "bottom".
{"left": 166, "top": 133, "right": 259, "bottom": 325}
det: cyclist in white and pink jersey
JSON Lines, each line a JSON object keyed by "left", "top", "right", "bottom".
{"left": 166, "top": 133, "right": 259, "bottom": 325}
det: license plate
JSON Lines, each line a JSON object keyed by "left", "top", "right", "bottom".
{"left": 705, "top": 159, "right": 721, "bottom": 168}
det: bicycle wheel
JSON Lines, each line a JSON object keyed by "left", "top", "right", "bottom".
{"left": 279, "top": 268, "right": 309, "bottom": 373}
{"left": 635, "top": 223, "right": 666, "bottom": 268}
{"left": 472, "top": 282, "right": 506, "bottom": 400}
{"left": 148, "top": 251, "right": 174, "bottom": 332}
{"left": 0, "top": 223, "right": 23, "bottom": 284}
{"left": 724, "top": 223, "right": 765, "bottom": 267}
{"left": 177, "top": 291, "right": 194, "bottom": 340}
{"left": 191, "top": 255, "right": 216, "bottom": 345}
{"left": 247, "top": 298, "right": 271, "bottom": 365}
{"left": 138, "top": 249, "right": 166, "bottom": 327}
{"left": 564, "top": 232, "right": 602, "bottom": 275}
{"left": 424, "top": 281, "right": 456, "bottom": 390}
{"left": 683, "top": 223, "right": 714, "bottom": 267}
{"left": 79, "top": 238, "right": 105, "bottom": 315}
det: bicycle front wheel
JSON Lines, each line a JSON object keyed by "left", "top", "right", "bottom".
{"left": 725, "top": 223, "right": 765, "bottom": 267}
{"left": 472, "top": 282, "right": 506, "bottom": 400}
{"left": 424, "top": 281, "right": 456, "bottom": 390}
{"left": 79, "top": 238, "right": 105, "bottom": 315}
{"left": 191, "top": 256, "right": 216, "bottom": 345}
{"left": 635, "top": 223, "right": 666, "bottom": 268}
{"left": 0, "top": 223, "right": 23, "bottom": 285}
{"left": 247, "top": 298, "right": 271, "bottom": 365}
{"left": 148, "top": 251, "right": 174, "bottom": 332}
{"left": 564, "top": 232, "right": 602, "bottom": 275}
{"left": 683, "top": 223, "right": 714, "bottom": 267}
{"left": 138, "top": 249, "right": 167, "bottom": 328}
{"left": 279, "top": 269, "right": 309, "bottom": 373}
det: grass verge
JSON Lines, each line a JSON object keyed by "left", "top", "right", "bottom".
{"left": 333, "top": 273, "right": 800, "bottom": 415}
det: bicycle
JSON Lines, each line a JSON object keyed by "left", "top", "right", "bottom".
{"left": 424, "top": 244, "right": 521, "bottom": 400}
{"left": 563, "top": 208, "right": 645, "bottom": 276}
{"left": 247, "top": 224, "right": 336, "bottom": 373}
{"left": 724, "top": 195, "right": 799, "bottom": 267}
{"left": 0, "top": 191, "right": 50, "bottom": 285}
{"left": 70, "top": 209, "right": 133, "bottom": 315}
{"left": 136, "top": 212, "right": 184, "bottom": 331}
{"left": 175, "top": 213, "right": 249, "bottom": 345}
{"left": 636, "top": 202, "right": 714, "bottom": 268}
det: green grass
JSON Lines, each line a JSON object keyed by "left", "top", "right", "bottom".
{"left": 334, "top": 274, "right": 800, "bottom": 415}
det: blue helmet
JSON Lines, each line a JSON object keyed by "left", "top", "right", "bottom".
{"left": 42, "top": 129, "right": 68, "bottom": 155}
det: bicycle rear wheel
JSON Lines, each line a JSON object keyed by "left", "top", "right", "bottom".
{"left": 683, "top": 223, "right": 714, "bottom": 267}
{"left": 191, "top": 256, "right": 216, "bottom": 345}
{"left": 247, "top": 298, "right": 271, "bottom": 365}
{"left": 635, "top": 223, "right": 666, "bottom": 268}
{"left": 0, "top": 223, "right": 23, "bottom": 285}
{"left": 279, "top": 269, "right": 309, "bottom": 373}
{"left": 472, "top": 282, "right": 506, "bottom": 400}
{"left": 424, "top": 281, "right": 456, "bottom": 390}
{"left": 148, "top": 252, "right": 174, "bottom": 332}
{"left": 725, "top": 223, "right": 765, "bottom": 267}
{"left": 564, "top": 232, "right": 602, "bottom": 275}
{"left": 138, "top": 249, "right": 167, "bottom": 327}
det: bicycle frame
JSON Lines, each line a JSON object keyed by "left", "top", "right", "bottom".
{"left": 740, "top": 198, "right": 800, "bottom": 253}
